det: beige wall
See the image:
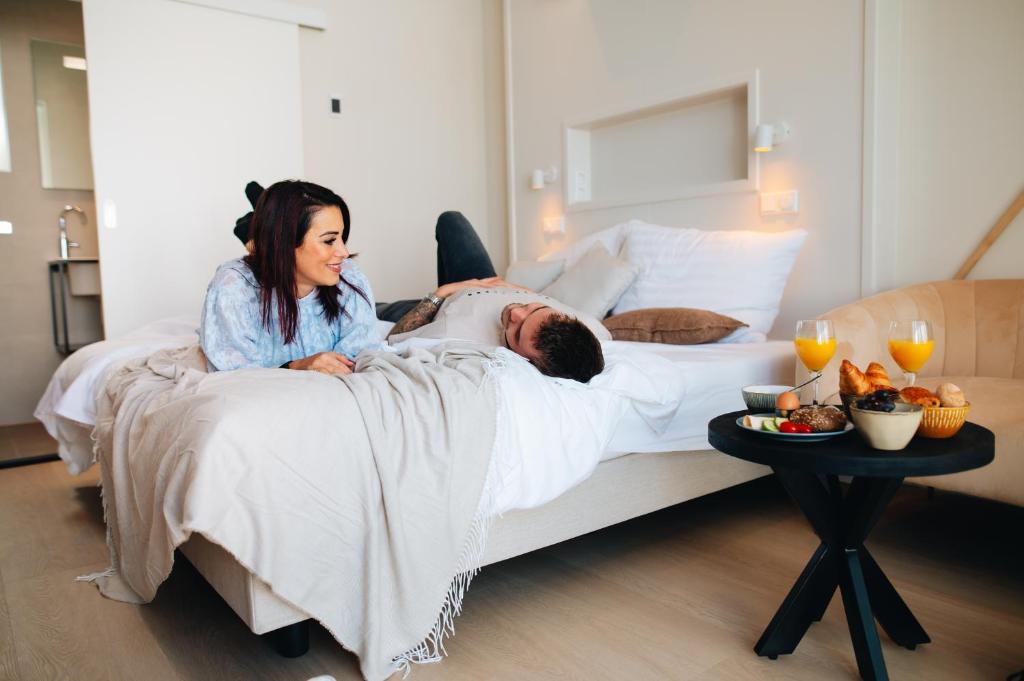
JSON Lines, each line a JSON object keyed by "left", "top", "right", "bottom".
{"left": 298, "top": 0, "right": 507, "bottom": 303}
{"left": 883, "top": 0, "right": 1024, "bottom": 287}
{"left": 0, "top": 0, "right": 100, "bottom": 426}
{"left": 506, "top": 0, "right": 865, "bottom": 339}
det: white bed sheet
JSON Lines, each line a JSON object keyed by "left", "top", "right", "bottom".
{"left": 604, "top": 340, "right": 795, "bottom": 458}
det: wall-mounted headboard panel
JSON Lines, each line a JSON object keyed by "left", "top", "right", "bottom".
{"left": 564, "top": 73, "right": 759, "bottom": 213}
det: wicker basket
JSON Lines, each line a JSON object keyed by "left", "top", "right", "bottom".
{"left": 917, "top": 403, "right": 970, "bottom": 439}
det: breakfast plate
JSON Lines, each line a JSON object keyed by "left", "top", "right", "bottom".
{"left": 736, "top": 413, "right": 855, "bottom": 443}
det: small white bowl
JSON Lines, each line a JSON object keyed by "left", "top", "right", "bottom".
{"left": 742, "top": 385, "right": 794, "bottom": 413}
{"left": 850, "top": 403, "right": 923, "bottom": 451}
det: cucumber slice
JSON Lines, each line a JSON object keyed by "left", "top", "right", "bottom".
{"left": 762, "top": 419, "right": 780, "bottom": 433}
{"left": 775, "top": 417, "right": 789, "bottom": 428}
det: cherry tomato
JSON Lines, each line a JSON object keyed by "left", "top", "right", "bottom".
{"left": 793, "top": 423, "right": 813, "bottom": 434}
{"left": 778, "top": 421, "right": 798, "bottom": 433}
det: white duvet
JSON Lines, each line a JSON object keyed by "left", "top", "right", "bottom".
{"left": 36, "top": 318, "right": 687, "bottom": 514}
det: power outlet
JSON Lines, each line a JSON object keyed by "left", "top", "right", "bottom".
{"left": 542, "top": 216, "right": 566, "bottom": 235}
{"left": 760, "top": 190, "right": 799, "bottom": 215}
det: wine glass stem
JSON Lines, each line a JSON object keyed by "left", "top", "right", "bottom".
{"left": 812, "top": 378, "right": 819, "bottom": 405}
{"left": 906, "top": 371, "right": 916, "bottom": 387}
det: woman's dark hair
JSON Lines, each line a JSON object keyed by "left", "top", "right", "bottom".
{"left": 244, "top": 180, "right": 364, "bottom": 344}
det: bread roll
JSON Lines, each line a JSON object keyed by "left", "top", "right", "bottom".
{"left": 936, "top": 383, "right": 966, "bottom": 407}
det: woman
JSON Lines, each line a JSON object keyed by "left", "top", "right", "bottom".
{"left": 200, "top": 180, "right": 380, "bottom": 375}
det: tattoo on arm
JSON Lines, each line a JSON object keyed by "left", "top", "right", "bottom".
{"left": 388, "top": 299, "right": 440, "bottom": 337}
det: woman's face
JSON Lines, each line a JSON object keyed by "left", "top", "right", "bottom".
{"left": 294, "top": 205, "right": 349, "bottom": 297}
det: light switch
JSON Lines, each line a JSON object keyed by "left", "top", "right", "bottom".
{"left": 103, "top": 199, "right": 117, "bottom": 229}
{"left": 329, "top": 94, "right": 343, "bottom": 117}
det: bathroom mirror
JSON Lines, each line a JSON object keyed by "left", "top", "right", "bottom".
{"left": 30, "top": 39, "right": 94, "bottom": 190}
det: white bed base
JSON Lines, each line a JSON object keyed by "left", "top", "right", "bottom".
{"left": 179, "top": 447, "right": 769, "bottom": 640}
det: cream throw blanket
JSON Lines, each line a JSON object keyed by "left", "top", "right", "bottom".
{"left": 88, "top": 342, "right": 500, "bottom": 681}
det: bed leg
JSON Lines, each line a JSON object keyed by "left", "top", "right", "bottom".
{"left": 263, "top": 620, "right": 310, "bottom": 658}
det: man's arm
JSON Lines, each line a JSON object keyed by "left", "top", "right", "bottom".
{"left": 388, "top": 298, "right": 441, "bottom": 336}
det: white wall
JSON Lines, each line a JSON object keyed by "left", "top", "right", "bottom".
{"left": 507, "top": 0, "right": 866, "bottom": 338}
{"left": 83, "top": 0, "right": 304, "bottom": 338}
{"left": 873, "top": 0, "right": 1024, "bottom": 289}
{"left": 298, "top": 0, "right": 507, "bottom": 303}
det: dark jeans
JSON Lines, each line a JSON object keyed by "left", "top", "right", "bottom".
{"left": 375, "top": 211, "right": 497, "bottom": 322}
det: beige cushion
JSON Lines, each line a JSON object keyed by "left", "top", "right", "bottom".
{"left": 602, "top": 308, "right": 747, "bottom": 345}
{"left": 541, "top": 243, "right": 640, "bottom": 319}
{"left": 505, "top": 259, "right": 565, "bottom": 291}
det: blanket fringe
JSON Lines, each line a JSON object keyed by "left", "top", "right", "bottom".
{"left": 390, "top": 358, "right": 508, "bottom": 677}
{"left": 78, "top": 431, "right": 120, "bottom": 588}
{"left": 75, "top": 566, "right": 116, "bottom": 583}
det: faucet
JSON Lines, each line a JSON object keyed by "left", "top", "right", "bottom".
{"left": 58, "top": 205, "right": 85, "bottom": 261}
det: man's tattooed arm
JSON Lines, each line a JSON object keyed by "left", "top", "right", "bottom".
{"left": 388, "top": 299, "right": 441, "bottom": 337}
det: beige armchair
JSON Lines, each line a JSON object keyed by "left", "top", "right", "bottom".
{"left": 799, "top": 279, "right": 1024, "bottom": 507}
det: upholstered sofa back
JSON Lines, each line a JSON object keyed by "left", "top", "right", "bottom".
{"left": 802, "top": 280, "right": 1024, "bottom": 397}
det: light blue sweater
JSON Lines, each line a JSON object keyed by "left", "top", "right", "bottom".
{"left": 199, "top": 257, "right": 382, "bottom": 371}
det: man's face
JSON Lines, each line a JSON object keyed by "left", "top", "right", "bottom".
{"left": 501, "top": 303, "right": 557, "bottom": 362}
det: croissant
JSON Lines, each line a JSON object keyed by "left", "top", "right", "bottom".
{"left": 899, "top": 386, "right": 940, "bottom": 407}
{"left": 839, "top": 359, "right": 872, "bottom": 396}
{"left": 865, "top": 362, "right": 894, "bottom": 389}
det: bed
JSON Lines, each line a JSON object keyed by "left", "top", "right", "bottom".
{"left": 36, "top": 316, "right": 794, "bottom": 669}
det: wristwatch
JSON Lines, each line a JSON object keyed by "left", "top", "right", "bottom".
{"left": 423, "top": 292, "right": 443, "bottom": 307}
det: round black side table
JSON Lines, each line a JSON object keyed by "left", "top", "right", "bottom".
{"left": 708, "top": 411, "right": 994, "bottom": 681}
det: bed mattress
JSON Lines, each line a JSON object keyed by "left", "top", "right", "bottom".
{"left": 35, "top": 320, "right": 794, "bottom": 486}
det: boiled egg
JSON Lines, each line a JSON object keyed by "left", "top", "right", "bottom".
{"left": 776, "top": 391, "right": 800, "bottom": 413}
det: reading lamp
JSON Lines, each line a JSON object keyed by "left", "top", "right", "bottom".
{"left": 754, "top": 123, "right": 791, "bottom": 153}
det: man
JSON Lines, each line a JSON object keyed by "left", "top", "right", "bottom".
{"left": 234, "top": 185, "right": 605, "bottom": 383}
{"left": 380, "top": 211, "right": 606, "bottom": 383}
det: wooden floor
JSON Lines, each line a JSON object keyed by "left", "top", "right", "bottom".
{"left": 0, "top": 462, "right": 1021, "bottom": 681}
{"left": 0, "top": 423, "right": 57, "bottom": 464}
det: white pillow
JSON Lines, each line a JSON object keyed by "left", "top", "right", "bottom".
{"left": 538, "top": 220, "right": 635, "bottom": 268}
{"left": 505, "top": 259, "right": 565, "bottom": 291}
{"left": 613, "top": 221, "right": 807, "bottom": 336}
{"left": 541, "top": 243, "right": 640, "bottom": 319}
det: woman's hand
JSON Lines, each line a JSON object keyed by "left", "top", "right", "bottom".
{"left": 435, "top": 276, "right": 525, "bottom": 299}
{"left": 286, "top": 352, "right": 354, "bottom": 375}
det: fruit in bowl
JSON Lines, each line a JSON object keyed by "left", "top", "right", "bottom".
{"left": 850, "top": 402, "right": 923, "bottom": 450}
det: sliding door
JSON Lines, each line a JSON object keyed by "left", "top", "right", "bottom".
{"left": 83, "top": 0, "right": 304, "bottom": 337}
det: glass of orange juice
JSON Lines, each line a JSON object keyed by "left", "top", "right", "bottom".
{"left": 794, "top": 320, "right": 836, "bottom": 404}
{"left": 887, "top": 320, "right": 933, "bottom": 387}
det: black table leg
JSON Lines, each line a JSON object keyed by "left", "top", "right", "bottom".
{"left": 755, "top": 542, "right": 837, "bottom": 657}
{"left": 859, "top": 548, "right": 930, "bottom": 649}
{"left": 756, "top": 468, "right": 929, "bottom": 681}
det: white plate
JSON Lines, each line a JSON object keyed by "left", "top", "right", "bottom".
{"left": 736, "top": 413, "right": 855, "bottom": 443}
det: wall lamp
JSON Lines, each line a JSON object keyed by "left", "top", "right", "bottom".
{"left": 754, "top": 122, "right": 791, "bottom": 153}
{"left": 530, "top": 166, "right": 559, "bottom": 190}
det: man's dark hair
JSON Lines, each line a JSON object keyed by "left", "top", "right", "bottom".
{"left": 533, "top": 314, "right": 605, "bottom": 383}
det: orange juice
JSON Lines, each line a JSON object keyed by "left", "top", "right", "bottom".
{"left": 794, "top": 337, "right": 837, "bottom": 372}
{"left": 888, "top": 339, "right": 934, "bottom": 373}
